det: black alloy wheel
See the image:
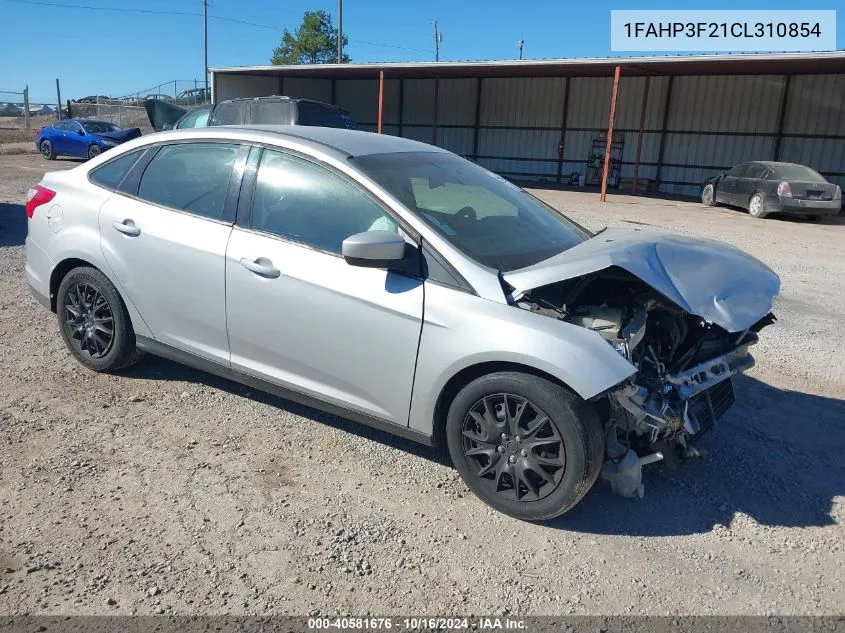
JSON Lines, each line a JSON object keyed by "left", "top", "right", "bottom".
{"left": 56, "top": 266, "right": 141, "bottom": 372}
{"left": 461, "top": 393, "right": 566, "bottom": 502}
{"left": 63, "top": 282, "right": 114, "bottom": 358}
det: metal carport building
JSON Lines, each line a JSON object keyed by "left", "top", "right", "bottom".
{"left": 210, "top": 51, "right": 845, "bottom": 197}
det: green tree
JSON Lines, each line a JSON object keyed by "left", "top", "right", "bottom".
{"left": 271, "top": 10, "right": 349, "bottom": 65}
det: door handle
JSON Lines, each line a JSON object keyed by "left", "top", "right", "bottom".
{"left": 112, "top": 220, "right": 141, "bottom": 237}
{"left": 239, "top": 257, "right": 280, "bottom": 279}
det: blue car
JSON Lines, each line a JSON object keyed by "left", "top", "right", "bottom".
{"left": 35, "top": 119, "right": 142, "bottom": 161}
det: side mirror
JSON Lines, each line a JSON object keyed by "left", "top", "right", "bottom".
{"left": 78, "top": 130, "right": 85, "bottom": 136}
{"left": 342, "top": 231, "right": 407, "bottom": 268}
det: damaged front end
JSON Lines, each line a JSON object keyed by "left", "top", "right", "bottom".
{"left": 505, "top": 230, "right": 780, "bottom": 499}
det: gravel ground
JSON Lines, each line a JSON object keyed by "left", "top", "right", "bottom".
{"left": 0, "top": 154, "right": 843, "bottom": 617}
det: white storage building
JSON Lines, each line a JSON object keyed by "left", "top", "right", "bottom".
{"left": 210, "top": 51, "right": 845, "bottom": 196}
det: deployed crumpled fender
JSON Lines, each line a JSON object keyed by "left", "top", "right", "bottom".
{"left": 502, "top": 229, "right": 781, "bottom": 333}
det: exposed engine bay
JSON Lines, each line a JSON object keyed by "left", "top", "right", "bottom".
{"left": 515, "top": 265, "right": 776, "bottom": 499}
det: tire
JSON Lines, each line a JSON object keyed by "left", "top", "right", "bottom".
{"left": 701, "top": 183, "right": 716, "bottom": 206}
{"left": 88, "top": 144, "right": 102, "bottom": 160}
{"left": 748, "top": 192, "right": 768, "bottom": 219}
{"left": 446, "top": 371, "right": 603, "bottom": 521}
{"left": 40, "top": 140, "right": 56, "bottom": 160}
{"left": 56, "top": 266, "right": 140, "bottom": 372}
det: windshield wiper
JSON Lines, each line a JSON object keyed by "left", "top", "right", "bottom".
{"left": 594, "top": 226, "right": 608, "bottom": 236}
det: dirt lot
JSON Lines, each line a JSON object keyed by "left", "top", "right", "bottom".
{"left": 0, "top": 153, "right": 843, "bottom": 616}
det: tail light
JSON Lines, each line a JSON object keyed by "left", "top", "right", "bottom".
{"left": 835, "top": 186, "right": 842, "bottom": 200}
{"left": 25, "top": 184, "right": 56, "bottom": 218}
{"left": 777, "top": 181, "right": 792, "bottom": 197}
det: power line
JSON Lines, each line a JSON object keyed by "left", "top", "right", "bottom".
{"left": 3, "top": 0, "right": 432, "bottom": 53}
{"left": 2, "top": 0, "right": 197, "bottom": 16}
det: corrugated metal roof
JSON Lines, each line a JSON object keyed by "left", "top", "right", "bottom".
{"left": 211, "top": 51, "right": 845, "bottom": 78}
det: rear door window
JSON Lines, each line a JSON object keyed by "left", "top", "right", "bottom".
{"left": 89, "top": 149, "right": 145, "bottom": 190}
{"left": 137, "top": 143, "right": 240, "bottom": 220}
{"left": 249, "top": 101, "right": 292, "bottom": 125}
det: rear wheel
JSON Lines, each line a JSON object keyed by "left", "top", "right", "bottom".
{"left": 701, "top": 184, "right": 716, "bottom": 206}
{"left": 446, "top": 372, "right": 603, "bottom": 521}
{"left": 56, "top": 266, "right": 140, "bottom": 372}
{"left": 748, "top": 193, "right": 768, "bottom": 219}
{"left": 40, "top": 140, "right": 56, "bottom": 160}
{"left": 87, "top": 144, "right": 102, "bottom": 160}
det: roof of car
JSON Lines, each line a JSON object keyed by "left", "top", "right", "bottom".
{"left": 227, "top": 125, "right": 448, "bottom": 157}
{"left": 753, "top": 161, "right": 811, "bottom": 168}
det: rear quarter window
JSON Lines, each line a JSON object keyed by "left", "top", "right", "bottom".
{"left": 296, "top": 102, "right": 357, "bottom": 129}
{"left": 211, "top": 103, "right": 241, "bottom": 126}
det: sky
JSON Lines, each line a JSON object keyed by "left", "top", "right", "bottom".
{"left": 0, "top": 0, "right": 842, "bottom": 104}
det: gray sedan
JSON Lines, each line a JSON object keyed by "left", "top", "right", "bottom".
{"left": 25, "top": 126, "right": 780, "bottom": 520}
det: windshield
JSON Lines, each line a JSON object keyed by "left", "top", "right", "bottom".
{"left": 353, "top": 152, "right": 590, "bottom": 271}
{"left": 82, "top": 121, "right": 119, "bottom": 134}
{"left": 772, "top": 164, "right": 826, "bottom": 182}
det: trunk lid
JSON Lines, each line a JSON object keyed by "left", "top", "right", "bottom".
{"left": 144, "top": 99, "right": 188, "bottom": 131}
{"left": 97, "top": 128, "right": 142, "bottom": 142}
{"left": 502, "top": 228, "right": 780, "bottom": 333}
{"left": 786, "top": 180, "right": 838, "bottom": 200}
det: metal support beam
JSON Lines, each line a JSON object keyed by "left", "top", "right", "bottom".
{"left": 654, "top": 75, "right": 674, "bottom": 192}
{"left": 773, "top": 74, "right": 792, "bottom": 161}
{"left": 632, "top": 75, "right": 650, "bottom": 195}
{"left": 600, "top": 66, "right": 621, "bottom": 202}
{"left": 331, "top": 79, "right": 337, "bottom": 105}
{"left": 472, "top": 78, "right": 483, "bottom": 160}
{"left": 432, "top": 77, "right": 439, "bottom": 145}
{"left": 556, "top": 77, "right": 570, "bottom": 185}
{"left": 377, "top": 71, "right": 384, "bottom": 134}
{"left": 398, "top": 79, "right": 404, "bottom": 137}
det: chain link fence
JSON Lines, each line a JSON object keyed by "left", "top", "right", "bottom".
{"left": 67, "top": 101, "right": 153, "bottom": 134}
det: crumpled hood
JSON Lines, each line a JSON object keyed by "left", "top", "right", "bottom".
{"left": 503, "top": 228, "right": 781, "bottom": 333}
{"left": 96, "top": 128, "right": 142, "bottom": 143}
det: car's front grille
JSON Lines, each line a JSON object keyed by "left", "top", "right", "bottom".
{"left": 688, "top": 377, "right": 736, "bottom": 436}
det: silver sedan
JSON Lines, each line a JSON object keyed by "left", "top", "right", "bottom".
{"left": 24, "top": 126, "right": 780, "bottom": 520}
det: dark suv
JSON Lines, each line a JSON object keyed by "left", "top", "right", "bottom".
{"left": 145, "top": 95, "right": 357, "bottom": 132}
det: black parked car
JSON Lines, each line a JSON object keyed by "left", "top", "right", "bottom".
{"left": 144, "top": 95, "right": 357, "bottom": 132}
{"left": 701, "top": 161, "right": 841, "bottom": 220}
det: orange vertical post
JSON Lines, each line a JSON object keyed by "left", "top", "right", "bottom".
{"left": 600, "top": 65, "right": 622, "bottom": 202}
{"left": 377, "top": 70, "right": 384, "bottom": 134}
{"left": 632, "top": 75, "right": 650, "bottom": 195}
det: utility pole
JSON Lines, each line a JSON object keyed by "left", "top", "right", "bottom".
{"left": 518, "top": 38, "right": 524, "bottom": 60}
{"left": 55, "top": 79, "right": 62, "bottom": 121}
{"left": 337, "top": 0, "right": 343, "bottom": 63}
{"left": 434, "top": 20, "right": 442, "bottom": 62}
{"left": 203, "top": 0, "right": 209, "bottom": 101}
{"left": 23, "top": 85, "right": 30, "bottom": 130}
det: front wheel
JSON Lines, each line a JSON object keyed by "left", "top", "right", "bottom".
{"left": 88, "top": 144, "right": 102, "bottom": 159}
{"left": 701, "top": 184, "right": 716, "bottom": 206}
{"left": 56, "top": 266, "right": 140, "bottom": 372}
{"left": 446, "top": 372, "right": 603, "bottom": 521}
{"left": 748, "top": 193, "right": 768, "bottom": 219}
